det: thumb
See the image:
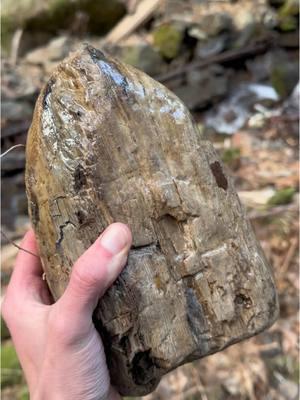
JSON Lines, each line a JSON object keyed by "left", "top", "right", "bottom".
{"left": 58, "top": 223, "right": 132, "bottom": 320}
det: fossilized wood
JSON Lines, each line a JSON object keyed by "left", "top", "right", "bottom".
{"left": 25, "top": 45, "right": 279, "bottom": 396}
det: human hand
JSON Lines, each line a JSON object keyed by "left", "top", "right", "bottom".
{"left": 2, "top": 223, "right": 132, "bottom": 400}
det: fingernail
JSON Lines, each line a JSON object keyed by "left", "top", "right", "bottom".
{"left": 100, "top": 224, "right": 129, "bottom": 255}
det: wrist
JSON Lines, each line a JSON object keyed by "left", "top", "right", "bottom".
{"left": 32, "top": 388, "right": 62, "bottom": 400}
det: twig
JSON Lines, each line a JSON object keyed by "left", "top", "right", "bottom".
{"left": 155, "top": 41, "right": 272, "bottom": 83}
{"left": 105, "top": 0, "right": 161, "bottom": 44}
{"left": 270, "top": 114, "right": 299, "bottom": 123}
{"left": 0, "top": 144, "right": 25, "bottom": 159}
{"left": 248, "top": 204, "right": 298, "bottom": 220}
{"left": 280, "top": 237, "right": 299, "bottom": 274}
{"left": 1, "top": 145, "right": 39, "bottom": 258}
{"left": 10, "top": 28, "right": 23, "bottom": 66}
{"left": 1, "top": 230, "right": 39, "bottom": 258}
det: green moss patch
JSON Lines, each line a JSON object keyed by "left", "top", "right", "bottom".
{"left": 268, "top": 187, "right": 296, "bottom": 206}
{"left": 153, "top": 23, "right": 183, "bottom": 59}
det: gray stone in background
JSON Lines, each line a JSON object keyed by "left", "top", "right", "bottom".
{"left": 119, "top": 40, "right": 166, "bottom": 76}
{"left": 174, "top": 65, "right": 229, "bottom": 110}
{"left": 195, "top": 34, "right": 229, "bottom": 59}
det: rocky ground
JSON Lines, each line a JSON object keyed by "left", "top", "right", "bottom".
{"left": 1, "top": 0, "right": 299, "bottom": 399}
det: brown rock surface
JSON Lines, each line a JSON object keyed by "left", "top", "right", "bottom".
{"left": 25, "top": 45, "right": 279, "bottom": 396}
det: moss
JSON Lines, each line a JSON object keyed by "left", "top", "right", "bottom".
{"left": 121, "top": 44, "right": 163, "bottom": 76}
{"left": 200, "top": 13, "right": 232, "bottom": 37}
{"left": 123, "top": 398, "right": 141, "bottom": 400}
{"left": 271, "top": 66, "right": 292, "bottom": 98}
{"left": 1, "top": 342, "right": 23, "bottom": 387}
{"left": 17, "top": 386, "right": 30, "bottom": 400}
{"left": 266, "top": 354, "right": 300, "bottom": 383}
{"left": 222, "top": 147, "right": 241, "bottom": 170}
{"left": 279, "top": 15, "right": 298, "bottom": 31}
{"left": 153, "top": 23, "right": 183, "bottom": 59}
{"left": 222, "top": 147, "right": 241, "bottom": 164}
{"left": 1, "top": 317, "right": 10, "bottom": 340}
{"left": 125, "top": 398, "right": 140, "bottom": 400}
{"left": 279, "top": 0, "right": 299, "bottom": 17}
{"left": 278, "top": 0, "right": 299, "bottom": 31}
{"left": 186, "top": 394, "right": 202, "bottom": 400}
{"left": 267, "top": 187, "right": 295, "bottom": 206}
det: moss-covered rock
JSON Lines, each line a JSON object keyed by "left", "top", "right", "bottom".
{"left": 268, "top": 187, "right": 296, "bottom": 206}
{"left": 279, "top": 0, "right": 299, "bottom": 16}
{"left": 265, "top": 354, "right": 300, "bottom": 383}
{"left": 200, "top": 13, "right": 233, "bottom": 37}
{"left": 120, "top": 43, "right": 165, "bottom": 76}
{"left": 17, "top": 386, "right": 30, "bottom": 400}
{"left": 1, "top": 342, "right": 23, "bottom": 387}
{"left": 1, "top": 0, "right": 125, "bottom": 52}
{"left": 271, "top": 61, "right": 299, "bottom": 98}
{"left": 222, "top": 147, "right": 241, "bottom": 170}
{"left": 279, "top": 15, "right": 298, "bottom": 31}
{"left": 152, "top": 23, "right": 183, "bottom": 59}
{"left": 278, "top": 0, "right": 299, "bottom": 31}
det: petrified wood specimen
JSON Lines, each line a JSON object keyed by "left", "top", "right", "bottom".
{"left": 25, "top": 45, "right": 279, "bottom": 396}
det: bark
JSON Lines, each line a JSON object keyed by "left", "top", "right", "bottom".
{"left": 25, "top": 45, "right": 279, "bottom": 396}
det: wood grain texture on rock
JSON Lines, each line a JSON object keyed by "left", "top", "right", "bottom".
{"left": 25, "top": 45, "right": 279, "bottom": 396}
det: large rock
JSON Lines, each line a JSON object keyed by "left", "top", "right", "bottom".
{"left": 26, "top": 45, "right": 279, "bottom": 396}
{"left": 1, "top": 0, "right": 125, "bottom": 52}
{"left": 197, "top": 12, "right": 233, "bottom": 37}
{"left": 117, "top": 36, "right": 166, "bottom": 76}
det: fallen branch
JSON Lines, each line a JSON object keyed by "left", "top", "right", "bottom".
{"left": 105, "top": 0, "right": 161, "bottom": 44}
{"left": 10, "top": 28, "right": 23, "bottom": 66}
{"left": 0, "top": 144, "right": 25, "bottom": 158}
{"left": 280, "top": 237, "right": 299, "bottom": 274}
{"left": 156, "top": 40, "right": 273, "bottom": 84}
